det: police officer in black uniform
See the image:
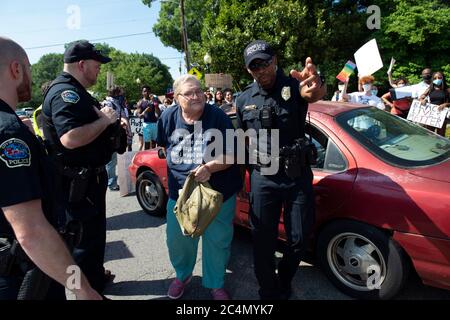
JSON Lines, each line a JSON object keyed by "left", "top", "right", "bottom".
{"left": 42, "top": 40, "right": 122, "bottom": 294}
{"left": 236, "top": 40, "right": 326, "bottom": 300}
{"left": 0, "top": 37, "right": 101, "bottom": 300}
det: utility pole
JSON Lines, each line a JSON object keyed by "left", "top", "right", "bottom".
{"left": 180, "top": 0, "right": 190, "bottom": 72}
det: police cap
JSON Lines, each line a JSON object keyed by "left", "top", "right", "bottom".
{"left": 243, "top": 40, "right": 274, "bottom": 68}
{"left": 64, "top": 40, "right": 112, "bottom": 64}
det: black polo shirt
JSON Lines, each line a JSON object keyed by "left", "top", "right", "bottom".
{"left": 0, "top": 99, "right": 43, "bottom": 236}
{"left": 43, "top": 72, "right": 112, "bottom": 167}
{"left": 236, "top": 68, "right": 309, "bottom": 155}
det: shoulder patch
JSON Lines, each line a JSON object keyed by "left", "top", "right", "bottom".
{"left": 61, "top": 90, "right": 80, "bottom": 104}
{"left": 0, "top": 138, "right": 31, "bottom": 168}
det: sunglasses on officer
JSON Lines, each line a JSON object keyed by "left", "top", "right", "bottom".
{"left": 248, "top": 58, "right": 273, "bottom": 71}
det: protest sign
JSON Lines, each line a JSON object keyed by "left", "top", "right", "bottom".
{"left": 118, "top": 151, "right": 137, "bottom": 197}
{"left": 129, "top": 116, "right": 143, "bottom": 135}
{"left": 205, "top": 73, "right": 233, "bottom": 89}
{"left": 387, "top": 57, "right": 396, "bottom": 75}
{"left": 354, "top": 39, "right": 383, "bottom": 77}
{"left": 407, "top": 100, "right": 448, "bottom": 128}
{"left": 389, "top": 86, "right": 414, "bottom": 101}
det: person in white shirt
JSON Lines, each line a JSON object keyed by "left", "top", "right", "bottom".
{"left": 411, "top": 68, "right": 432, "bottom": 99}
{"left": 341, "top": 75, "right": 385, "bottom": 110}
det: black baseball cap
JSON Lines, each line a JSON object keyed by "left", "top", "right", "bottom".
{"left": 64, "top": 40, "right": 112, "bottom": 64}
{"left": 243, "top": 40, "right": 274, "bottom": 68}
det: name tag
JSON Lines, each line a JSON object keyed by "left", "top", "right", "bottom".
{"left": 244, "top": 105, "right": 257, "bottom": 111}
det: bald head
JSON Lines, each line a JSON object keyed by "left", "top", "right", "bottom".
{"left": 0, "top": 37, "right": 31, "bottom": 107}
{"left": 0, "top": 37, "right": 28, "bottom": 74}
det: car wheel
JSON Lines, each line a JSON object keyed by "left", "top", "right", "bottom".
{"left": 317, "top": 220, "right": 409, "bottom": 300}
{"left": 136, "top": 171, "right": 167, "bottom": 217}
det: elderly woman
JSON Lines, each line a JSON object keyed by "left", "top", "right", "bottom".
{"left": 156, "top": 75, "right": 242, "bottom": 300}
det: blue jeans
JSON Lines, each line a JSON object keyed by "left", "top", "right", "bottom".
{"left": 106, "top": 152, "right": 117, "bottom": 188}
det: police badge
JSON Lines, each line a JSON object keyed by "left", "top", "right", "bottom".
{"left": 281, "top": 86, "right": 291, "bottom": 101}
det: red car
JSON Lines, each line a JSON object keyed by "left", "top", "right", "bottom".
{"left": 129, "top": 101, "right": 450, "bottom": 299}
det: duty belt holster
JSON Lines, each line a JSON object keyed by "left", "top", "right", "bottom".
{"left": 280, "top": 138, "right": 317, "bottom": 179}
{"left": 61, "top": 166, "right": 104, "bottom": 203}
{"left": 0, "top": 238, "right": 29, "bottom": 277}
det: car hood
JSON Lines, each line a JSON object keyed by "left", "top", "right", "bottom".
{"left": 408, "top": 159, "right": 450, "bottom": 183}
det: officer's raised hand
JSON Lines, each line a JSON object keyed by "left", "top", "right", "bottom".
{"left": 290, "top": 57, "right": 326, "bottom": 103}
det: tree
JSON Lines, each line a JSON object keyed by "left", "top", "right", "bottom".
{"left": 18, "top": 53, "right": 64, "bottom": 110}
{"left": 146, "top": 0, "right": 449, "bottom": 96}
{"left": 374, "top": 0, "right": 450, "bottom": 85}
{"left": 90, "top": 47, "right": 173, "bottom": 104}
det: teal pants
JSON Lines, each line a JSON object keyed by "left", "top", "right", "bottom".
{"left": 166, "top": 194, "right": 236, "bottom": 289}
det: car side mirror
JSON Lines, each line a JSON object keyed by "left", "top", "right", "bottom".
{"left": 158, "top": 148, "right": 166, "bottom": 159}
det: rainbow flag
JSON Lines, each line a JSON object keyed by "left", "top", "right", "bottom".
{"left": 336, "top": 60, "right": 356, "bottom": 82}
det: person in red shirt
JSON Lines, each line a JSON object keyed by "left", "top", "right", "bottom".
{"left": 381, "top": 78, "right": 412, "bottom": 119}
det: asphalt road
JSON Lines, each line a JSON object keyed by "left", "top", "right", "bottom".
{"left": 102, "top": 188, "right": 450, "bottom": 301}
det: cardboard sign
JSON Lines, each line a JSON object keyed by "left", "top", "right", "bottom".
{"left": 407, "top": 100, "right": 448, "bottom": 128}
{"left": 129, "top": 116, "right": 143, "bottom": 135}
{"left": 354, "top": 39, "right": 383, "bottom": 77}
{"left": 118, "top": 151, "right": 137, "bottom": 197}
{"left": 205, "top": 73, "right": 233, "bottom": 89}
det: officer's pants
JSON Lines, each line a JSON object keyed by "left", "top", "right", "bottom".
{"left": 166, "top": 194, "right": 236, "bottom": 289}
{"left": 66, "top": 171, "right": 108, "bottom": 293}
{"left": 249, "top": 168, "right": 315, "bottom": 299}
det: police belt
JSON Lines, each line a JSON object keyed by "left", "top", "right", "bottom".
{"left": 60, "top": 165, "right": 105, "bottom": 178}
{"left": 250, "top": 149, "right": 281, "bottom": 171}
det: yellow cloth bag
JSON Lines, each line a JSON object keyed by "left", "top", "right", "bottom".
{"left": 174, "top": 173, "right": 223, "bottom": 238}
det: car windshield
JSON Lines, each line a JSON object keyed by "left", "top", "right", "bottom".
{"left": 336, "top": 108, "right": 450, "bottom": 167}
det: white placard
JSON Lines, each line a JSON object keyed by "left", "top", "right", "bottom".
{"left": 407, "top": 100, "right": 448, "bottom": 128}
{"left": 387, "top": 57, "right": 396, "bottom": 74}
{"left": 354, "top": 39, "right": 384, "bottom": 77}
{"left": 129, "top": 116, "right": 143, "bottom": 135}
{"left": 118, "top": 151, "right": 137, "bottom": 197}
{"left": 389, "top": 85, "right": 414, "bottom": 100}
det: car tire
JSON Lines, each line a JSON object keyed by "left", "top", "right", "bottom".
{"left": 136, "top": 170, "right": 167, "bottom": 217}
{"left": 317, "top": 220, "right": 409, "bottom": 300}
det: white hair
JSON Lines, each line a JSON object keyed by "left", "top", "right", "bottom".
{"left": 173, "top": 74, "right": 200, "bottom": 97}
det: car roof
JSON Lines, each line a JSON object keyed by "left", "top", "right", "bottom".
{"left": 309, "top": 100, "right": 368, "bottom": 117}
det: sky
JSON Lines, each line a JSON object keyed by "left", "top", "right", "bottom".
{"left": 0, "top": 0, "right": 184, "bottom": 79}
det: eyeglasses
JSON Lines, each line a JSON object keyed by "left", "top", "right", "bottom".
{"left": 178, "top": 89, "right": 203, "bottom": 99}
{"left": 249, "top": 59, "right": 273, "bottom": 71}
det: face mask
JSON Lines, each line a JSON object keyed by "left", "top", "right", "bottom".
{"left": 362, "top": 84, "right": 371, "bottom": 92}
{"left": 433, "top": 79, "right": 443, "bottom": 86}
{"left": 397, "top": 83, "right": 405, "bottom": 88}
{"left": 422, "top": 74, "right": 432, "bottom": 81}
{"left": 371, "top": 89, "right": 378, "bottom": 96}
{"left": 117, "top": 95, "right": 125, "bottom": 105}
{"left": 338, "top": 85, "right": 345, "bottom": 91}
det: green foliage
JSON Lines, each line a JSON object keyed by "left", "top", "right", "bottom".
{"left": 19, "top": 44, "right": 173, "bottom": 109}
{"left": 90, "top": 47, "right": 173, "bottom": 103}
{"left": 145, "top": 0, "right": 449, "bottom": 96}
{"left": 18, "top": 53, "right": 63, "bottom": 110}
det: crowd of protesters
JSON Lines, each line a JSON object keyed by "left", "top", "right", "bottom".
{"left": 331, "top": 67, "right": 449, "bottom": 137}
